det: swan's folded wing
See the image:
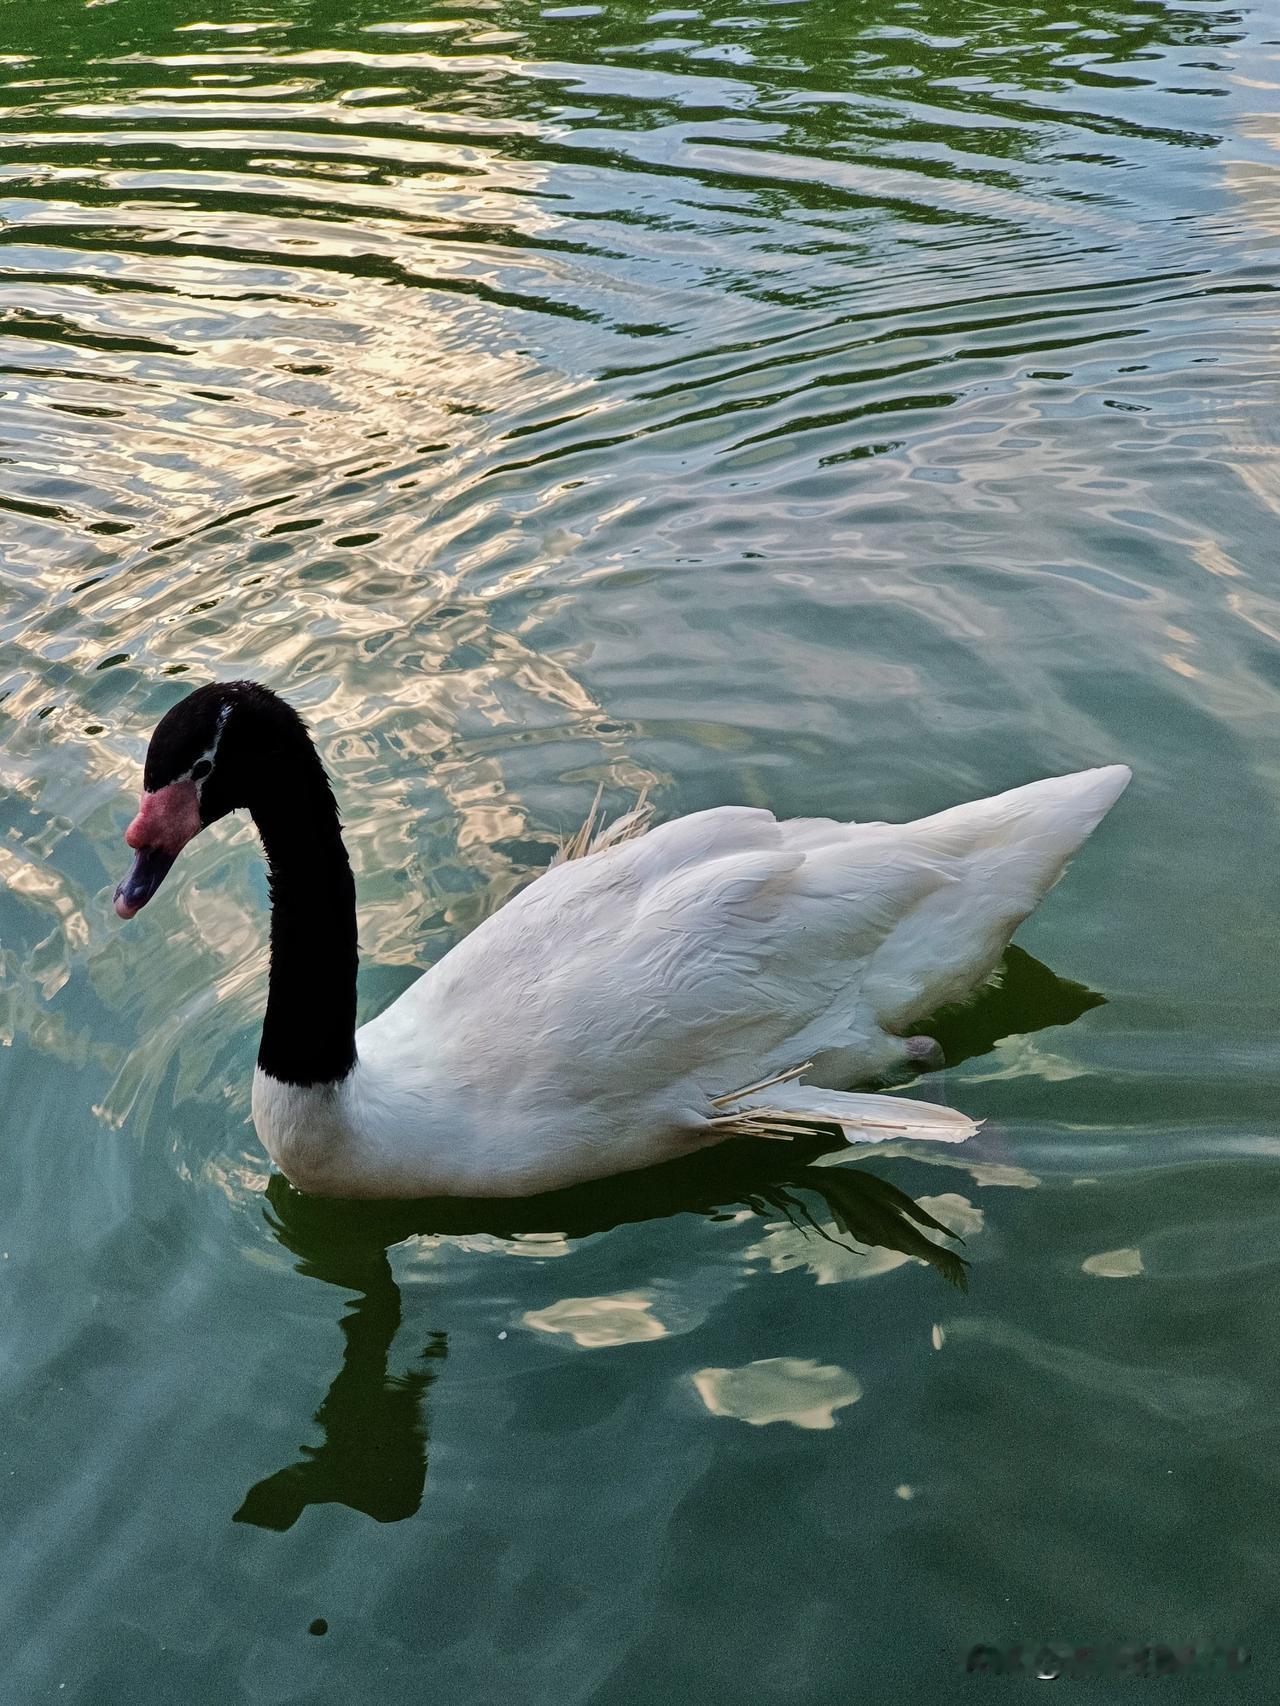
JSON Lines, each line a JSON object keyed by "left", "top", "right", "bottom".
{"left": 358, "top": 772, "right": 1126, "bottom": 1146}
{"left": 379, "top": 805, "right": 954, "bottom": 1113}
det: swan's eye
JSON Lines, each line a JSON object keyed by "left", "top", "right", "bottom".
{"left": 191, "top": 758, "right": 212, "bottom": 782}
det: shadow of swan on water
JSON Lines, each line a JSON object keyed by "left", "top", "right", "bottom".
{"left": 232, "top": 1150, "right": 965, "bottom": 1531}
{"left": 233, "top": 948, "right": 1101, "bottom": 1530}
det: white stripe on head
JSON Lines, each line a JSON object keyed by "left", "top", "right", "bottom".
{"left": 169, "top": 698, "right": 233, "bottom": 797}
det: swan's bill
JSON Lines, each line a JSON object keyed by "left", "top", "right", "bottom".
{"left": 113, "top": 780, "right": 201, "bottom": 918}
{"left": 114, "top": 846, "right": 177, "bottom": 919}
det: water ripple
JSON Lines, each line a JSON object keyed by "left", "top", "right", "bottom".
{"left": 3, "top": 5, "right": 1280, "bottom": 1692}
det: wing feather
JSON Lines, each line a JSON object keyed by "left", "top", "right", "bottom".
{"left": 366, "top": 770, "right": 1128, "bottom": 1134}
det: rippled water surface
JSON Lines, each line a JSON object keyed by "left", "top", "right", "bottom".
{"left": 3, "top": 1, "right": 1280, "bottom": 1699}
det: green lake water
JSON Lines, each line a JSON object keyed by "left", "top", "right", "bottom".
{"left": 1, "top": 0, "right": 1278, "bottom": 1698}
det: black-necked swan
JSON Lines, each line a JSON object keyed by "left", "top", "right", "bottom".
{"left": 112, "top": 680, "right": 1129, "bottom": 1198}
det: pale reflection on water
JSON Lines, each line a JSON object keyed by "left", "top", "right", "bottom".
{"left": 693, "top": 1356, "right": 865, "bottom": 1430}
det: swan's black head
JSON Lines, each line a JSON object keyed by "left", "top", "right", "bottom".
{"left": 114, "top": 680, "right": 313, "bottom": 918}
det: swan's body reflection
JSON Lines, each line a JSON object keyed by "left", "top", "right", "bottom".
{"left": 234, "top": 1152, "right": 963, "bottom": 1531}
{"left": 235, "top": 949, "right": 1099, "bottom": 1530}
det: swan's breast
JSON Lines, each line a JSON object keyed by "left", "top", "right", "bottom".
{"left": 251, "top": 1068, "right": 356, "bottom": 1194}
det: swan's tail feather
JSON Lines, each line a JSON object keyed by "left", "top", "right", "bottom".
{"left": 864, "top": 762, "right": 1132, "bottom": 1030}
{"left": 710, "top": 1071, "right": 978, "bottom": 1146}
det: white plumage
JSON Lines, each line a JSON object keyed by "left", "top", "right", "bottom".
{"left": 253, "top": 764, "right": 1130, "bottom": 1198}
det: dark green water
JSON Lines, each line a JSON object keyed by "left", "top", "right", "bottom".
{"left": 2, "top": 0, "right": 1278, "bottom": 1699}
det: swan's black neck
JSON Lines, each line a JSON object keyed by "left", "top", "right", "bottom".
{"left": 250, "top": 749, "right": 358, "bottom": 1088}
